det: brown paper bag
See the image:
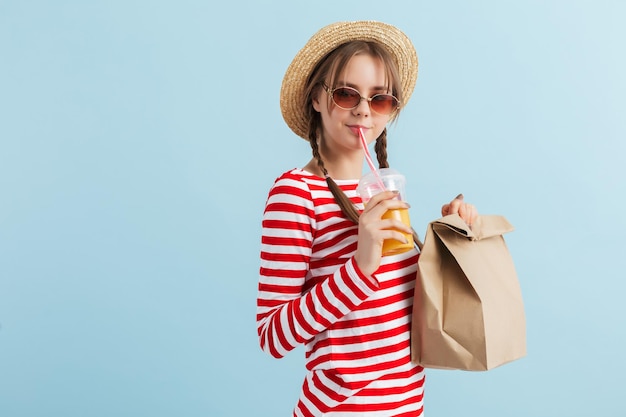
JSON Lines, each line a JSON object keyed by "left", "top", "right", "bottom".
{"left": 410, "top": 214, "right": 526, "bottom": 371}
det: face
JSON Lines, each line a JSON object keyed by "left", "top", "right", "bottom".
{"left": 312, "top": 54, "right": 393, "bottom": 157}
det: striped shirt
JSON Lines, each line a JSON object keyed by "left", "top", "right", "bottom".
{"left": 257, "top": 169, "right": 425, "bottom": 416}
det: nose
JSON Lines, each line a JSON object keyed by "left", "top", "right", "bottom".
{"left": 353, "top": 96, "right": 371, "bottom": 116}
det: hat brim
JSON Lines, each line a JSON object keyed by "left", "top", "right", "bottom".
{"left": 280, "top": 21, "right": 418, "bottom": 140}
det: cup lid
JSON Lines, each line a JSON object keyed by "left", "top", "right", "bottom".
{"left": 358, "top": 167, "right": 405, "bottom": 187}
{"left": 357, "top": 168, "right": 406, "bottom": 197}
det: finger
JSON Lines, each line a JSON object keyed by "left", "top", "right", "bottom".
{"left": 380, "top": 228, "right": 411, "bottom": 244}
{"left": 468, "top": 205, "right": 478, "bottom": 226}
{"left": 381, "top": 218, "right": 413, "bottom": 235}
{"left": 365, "top": 196, "right": 409, "bottom": 219}
{"left": 448, "top": 198, "right": 462, "bottom": 215}
{"left": 363, "top": 191, "right": 400, "bottom": 211}
{"left": 458, "top": 203, "right": 467, "bottom": 221}
{"left": 460, "top": 204, "right": 478, "bottom": 227}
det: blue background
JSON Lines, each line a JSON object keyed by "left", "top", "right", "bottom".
{"left": 1, "top": 1, "right": 624, "bottom": 416}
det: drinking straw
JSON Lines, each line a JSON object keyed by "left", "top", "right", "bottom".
{"left": 359, "top": 128, "right": 386, "bottom": 190}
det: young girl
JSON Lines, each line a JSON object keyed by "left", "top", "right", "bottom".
{"left": 257, "top": 21, "right": 477, "bottom": 416}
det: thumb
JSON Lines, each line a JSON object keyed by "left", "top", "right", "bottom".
{"left": 455, "top": 193, "right": 464, "bottom": 200}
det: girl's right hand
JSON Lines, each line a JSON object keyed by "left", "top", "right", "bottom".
{"left": 354, "top": 191, "right": 413, "bottom": 277}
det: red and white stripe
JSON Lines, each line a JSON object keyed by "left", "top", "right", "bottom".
{"left": 257, "top": 169, "right": 424, "bottom": 416}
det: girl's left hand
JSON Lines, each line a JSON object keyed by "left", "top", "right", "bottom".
{"left": 441, "top": 194, "right": 478, "bottom": 228}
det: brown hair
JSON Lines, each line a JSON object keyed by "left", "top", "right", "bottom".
{"left": 303, "top": 41, "right": 401, "bottom": 224}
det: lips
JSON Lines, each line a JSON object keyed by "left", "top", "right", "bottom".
{"left": 348, "top": 125, "right": 369, "bottom": 136}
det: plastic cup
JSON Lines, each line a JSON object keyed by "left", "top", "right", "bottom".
{"left": 357, "top": 168, "right": 414, "bottom": 255}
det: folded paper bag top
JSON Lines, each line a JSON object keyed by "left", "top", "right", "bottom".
{"left": 431, "top": 213, "right": 515, "bottom": 240}
{"left": 410, "top": 214, "right": 526, "bottom": 371}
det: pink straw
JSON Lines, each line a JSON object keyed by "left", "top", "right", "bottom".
{"left": 359, "top": 128, "right": 386, "bottom": 190}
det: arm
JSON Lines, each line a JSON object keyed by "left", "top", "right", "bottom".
{"left": 256, "top": 174, "right": 379, "bottom": 358}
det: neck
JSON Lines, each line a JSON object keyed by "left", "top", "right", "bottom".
{"left": 319, "top": 147, "right": 365, "bottom": 180}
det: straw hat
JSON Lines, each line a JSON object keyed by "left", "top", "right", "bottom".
{"left": 280, "top": 20, "right": 418, "bottom": 140}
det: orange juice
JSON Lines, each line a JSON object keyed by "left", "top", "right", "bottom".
{"left": 382, "top": 207, "right": 414, "bottom": 255}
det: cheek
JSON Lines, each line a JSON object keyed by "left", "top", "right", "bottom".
{"left": 374, "top": 116, "right": 391, "bottom": 131}
{"left": 319, "top": 104, "right": 342, "bottom": 124}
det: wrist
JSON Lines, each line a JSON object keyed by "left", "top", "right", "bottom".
{"left": 352, "top": 256, "right": 379, "bottom": 287}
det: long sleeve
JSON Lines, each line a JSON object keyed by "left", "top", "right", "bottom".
{"left": 256, "top": 172, "right": 379, "bottom": 358}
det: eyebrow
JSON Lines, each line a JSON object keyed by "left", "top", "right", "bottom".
{"left": 340, "top": 82, "right": 389, "bottom": 93}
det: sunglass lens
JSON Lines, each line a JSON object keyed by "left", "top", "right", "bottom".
{"left": 333, "top": 88, "right": 361, "bottom": 108}
{"left": 371, "top": 95, "right": 398, "bottom": 115}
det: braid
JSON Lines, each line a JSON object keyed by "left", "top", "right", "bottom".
{"left": 307, "top": 115, "right": 360, "bottom": 224}
{"left": 327, "top": 177, "right": 361, "bottom": 224}
{"left": 307, "top": 112, "right": 328, "bottom": 177}
{"left": 375, "top": 128, "right": 390, "bottom": 169}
